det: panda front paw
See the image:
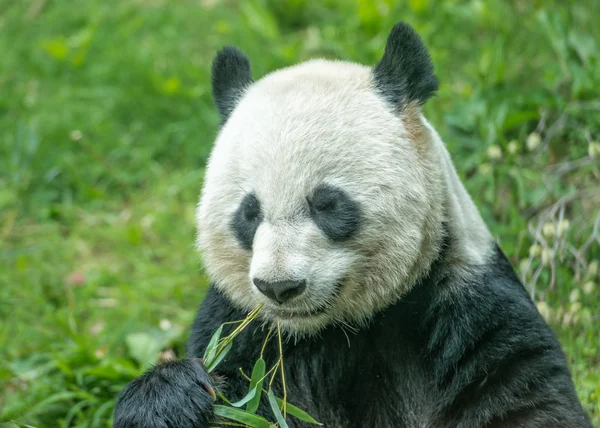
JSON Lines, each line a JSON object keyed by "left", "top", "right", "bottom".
{"left": 114, "top": 358, "right": 216, "bottom": 428}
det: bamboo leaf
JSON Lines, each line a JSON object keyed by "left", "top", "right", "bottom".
{"left": 246, "top": 358, "right": 266, "bottom": 414}
{"left": 213, "top": 405, "right": 271, "bottom": 428}
{"left": 203, "top": 325, "right": 223, "bottom": 361}
{"left": 275, "top": 397, "right": 321, "bottom": 425}
{"left": 267, "top": 389, "right": 289, "bottom": 428}
{"left": 229, "top": 386, "right": 257, "bottom": 407}
{"left": 206, "top": 341, "right": 232, "bottom": 372}
{"left": 216, "top": 389, "right": 233, "bottom": 406}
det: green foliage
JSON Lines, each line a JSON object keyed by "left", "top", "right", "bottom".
{"left": 267, "top": 389, "right": 289, "bottom": 428}
{"left": 203, "top": 313, "right": 320, "bottom": 426}
{"left": 247, "top": 359, "right": 267, "bottom": 414}
{"left": 213, "top": 406, "right": 271, "bottom": 428}
{"left": 1, "top": 0, "right": 598, "bottom": 426}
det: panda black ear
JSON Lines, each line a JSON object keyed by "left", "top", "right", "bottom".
{"left": 373, "top": 22, "right": 438, "bottom": 109}
{"left": 211, "top": 46, "right": 253, "bottom": 120}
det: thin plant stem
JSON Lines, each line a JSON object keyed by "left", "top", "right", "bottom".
{"left": 277, "top": 320, "right": 287, "bottom": 417}
{"left": 261, "top": 325, "right": 274, "bottom": 358}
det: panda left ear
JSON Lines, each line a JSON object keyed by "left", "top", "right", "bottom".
{"left": 212, "top": 46, "right": 253, "bottom": 120}
{"left": 373, "top": 22, "right": 438, "bottom": 109}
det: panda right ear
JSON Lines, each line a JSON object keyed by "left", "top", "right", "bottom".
{"left": 373, "top": 22, "right": 438, "bottom": 109}
{"left": 211, "top": 46, "right": 253, "bottom": 121}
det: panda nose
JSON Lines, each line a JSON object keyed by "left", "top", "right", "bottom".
{"left": 253, "top": 278, "right": 307, "bottom": 304}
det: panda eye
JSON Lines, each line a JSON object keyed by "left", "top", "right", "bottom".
{"left": 312, "top": 198, "right": 337, "bottom": 213}
{"left": 308, "top": 184, "right": 361, "bottom": 242}
{"left": 232, "top": 193, "right": 263, "bottom": 250}
{"left": 243, "top": 196, "right": 261, "bottom": 221}
{"left": 308, "top": 187, "right": 338, "bottom": 215}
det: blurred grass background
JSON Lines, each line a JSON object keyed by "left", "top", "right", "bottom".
{"left": 1, "top": 0, "right": 599, "bottom": 426}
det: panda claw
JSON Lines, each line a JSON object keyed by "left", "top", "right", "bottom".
{"left": 202, "top": 382, "right": 217, "bottom": 402}
{"left": 194, "top": 358, "right": 217, "bottom": 401}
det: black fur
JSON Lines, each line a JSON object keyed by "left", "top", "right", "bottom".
{"left": 113, "top": 23, "right": 591, "bottom": 428}
{"left": 232, "top": 192, "right": 263, "bottom": 250}
{"left": 115, "top": 242, "right": 592, "bottom": 427}
{"left": 212, "top": 46, "right": 253, "bottom": 121}
{"left": 113, "top": 359, "right": 215, "bottom": 428}
{"left": 308, "top": 184, "right": 361, "bottom": 242}
{"left": 373, "top": 22, "right": 439, "bottom": 108}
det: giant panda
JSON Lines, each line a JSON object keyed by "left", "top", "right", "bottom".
{"left": 114, "top": 22, "right": 592, "bottom": 428}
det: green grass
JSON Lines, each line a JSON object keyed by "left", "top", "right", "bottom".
{"left": 1, "top": 0, "right": 599, "bottom": 426}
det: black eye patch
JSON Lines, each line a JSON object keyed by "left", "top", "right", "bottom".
{"left": 308, "top": 185, "right": 361, "bottom": 242}
{"left": 232, "top": 193, "right": 263, "bottom": 250}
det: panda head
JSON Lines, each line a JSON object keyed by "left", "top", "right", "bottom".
{"left": 197, "top": 23, "right": 446, "bottom": 335}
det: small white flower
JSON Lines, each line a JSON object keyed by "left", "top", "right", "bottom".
{"left": 526, "top": 132, "right": 541, "bottom": 151}
{"left": 487, "top": 145, "right": 502, "bottom": 160}
{"left": 556, "top": 219, "right": 570, "bottom": 237}
{"left": 536, "top": 301, "right": 551, "bottom": 321}
{"left": 569, "top": 289, "right": 580, "bottom": 303}
{"left": 529, "top": 244, "right": 542, "bottom": 257}
{"left": 588, "top": 141, "right": 600, "bottom": 159}
{"left": 583, "top": 281, "right": 595, "bottom": 295}
{"left": 70, "top": 130, "right": 83, "bottom": 141}
{"left": 570, "top": 302, "right": 582, "bottom": 314}
{"left": 507, "top": 140, "right": 519, "bottom": 154}
{"left": 478, "top": 163, "right": 492, "bottom": 174}
{"left": 541, "top": 248, "right": 554, "bottom": 266}
{"left": 159, "top": 319, "right": 172, "bottom": 331}
{"left": 542, "top": 222, "right": 555, "bottom": 238}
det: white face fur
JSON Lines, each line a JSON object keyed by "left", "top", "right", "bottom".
{"left": 196, "top": 24, "right": 490, "bottom": 335}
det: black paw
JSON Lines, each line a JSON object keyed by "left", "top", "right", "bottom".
{"left": 114, "top": 358, "right": 216, "bottom": 428}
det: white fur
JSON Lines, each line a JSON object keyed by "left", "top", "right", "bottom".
{"left": 196, "top": 59, "right": 492, "bottom": 335}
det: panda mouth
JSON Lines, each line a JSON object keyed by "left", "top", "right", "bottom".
{"left": 272, "top": 279, "right": 345, "bottom": 319}
{"left": 274, "top": 306, "right": 329, "bottom": 319}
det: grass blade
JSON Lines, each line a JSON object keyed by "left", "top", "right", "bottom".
{"left": 246, "top": 358, "right": 266, "bottom": 414}
{"left": 91, "top": 399, "right": 116, "bottom": 427}
{"left": 213, "top": 405, "right": 271, "bottom": 428}
{"left": 267, "top": 388, "right": 289, "bottom": 428}
{"left": 10, "top": 422, "right": 38, "bottom": 428}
